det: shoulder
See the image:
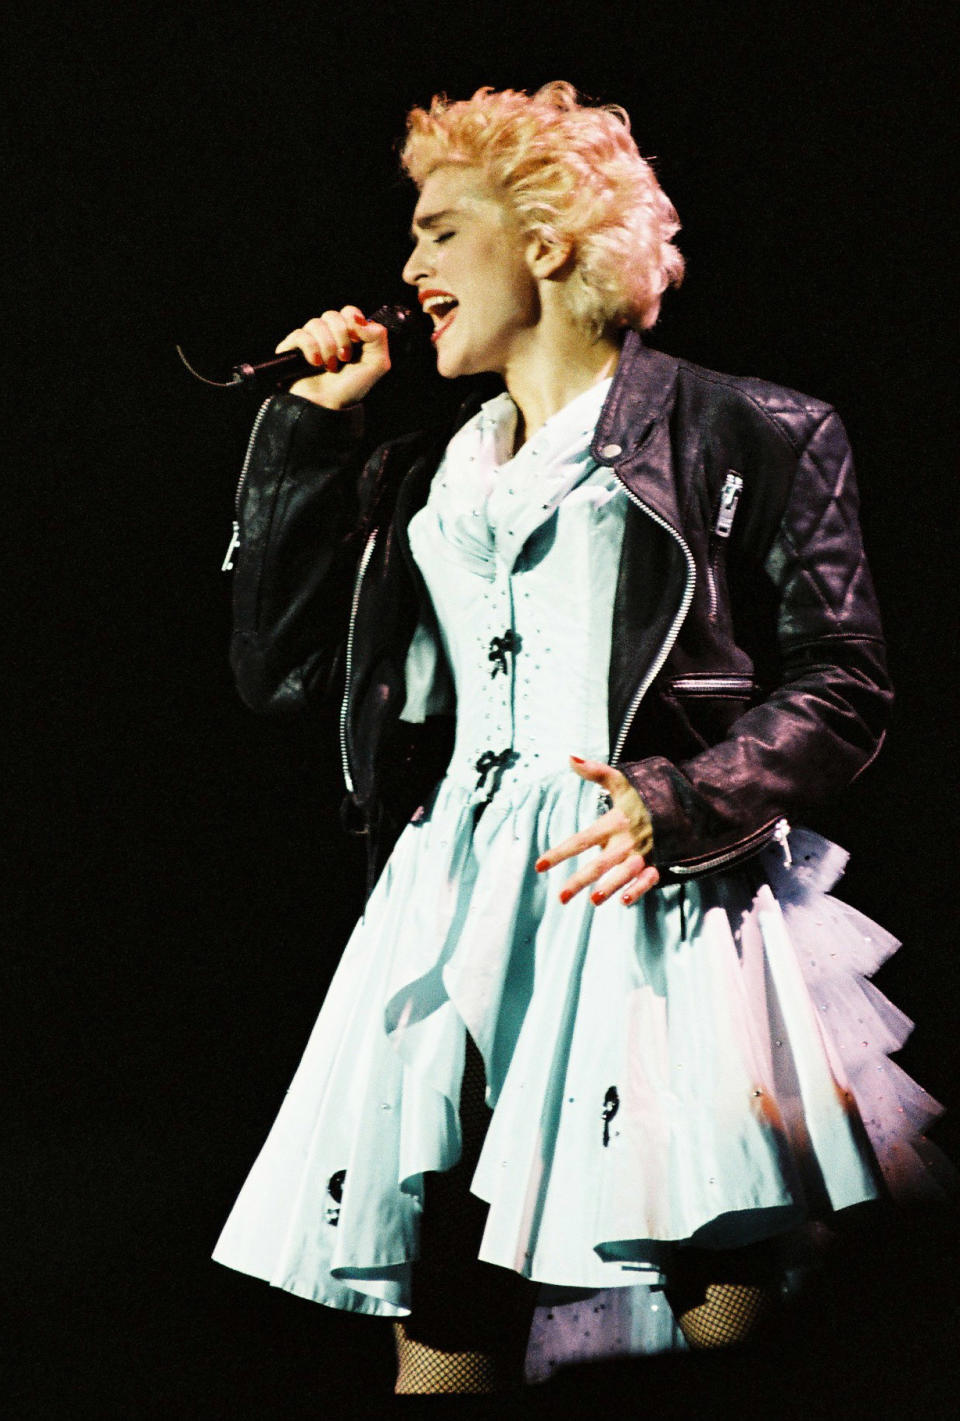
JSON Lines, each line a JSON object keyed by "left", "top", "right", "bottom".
{"left": 670, "top": 355, "right": 839, "bottom": 458}
{"left": 611, "top": 336, "right": 846, "bottom": 471}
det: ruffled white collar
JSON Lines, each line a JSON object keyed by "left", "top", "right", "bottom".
{"left": 424, "top": 378, "right": 613, "bottom": 576}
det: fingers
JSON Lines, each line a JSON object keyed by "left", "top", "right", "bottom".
{"left": 534, "top": 807, "right": 625, "bottom": 872}
{"left": 589, "top": 854, "right": 655, "bottom": 906}
{"left": 567, "top": 754, "right": 618, "bottom": 790}
{"left": 557, "top": 849, "right": 659, "bottom": 908}
{"left": 570, "top": 756, "right": 654, "bottom": 860}
{"left": 320, "top": 309, "right": 357, "bottom": 364}
{"left": 275, "top": 307, "right": 386, "bottom": 372}
{"left": 620, "top": 865, "right": 660, "bottom": 905}
{"left": 277, "top": 305, "right": 392, "bottom": 409}
{"left": 563, "top": 854, "right": 660, "bottom": 908}
{"left": 341, "top": 305, "right": 387, "bottom": 344}
{"left": 536, "top": 754, "right": 658, "bottom": 909}
{"left": 275, "top": 311, "right": 350, "bottom": 371}
{"left": 555, "top": 841, "right": 635, "bottom": 903}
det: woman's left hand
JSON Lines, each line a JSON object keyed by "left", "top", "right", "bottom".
{"left": 535, "top": 756, "right": 660, "bottom": 907}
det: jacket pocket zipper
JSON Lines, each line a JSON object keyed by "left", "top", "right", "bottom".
{"left": 705, "top": 471, "right": 743, "bottom": 619}
{"left": 668, "top": 675, "right": 755, "bottom": 695}
{"left": 668, "top": 816, "right": 791, "bottom": 877}
{"left": 714, "top": 470, "right": 743, "bottom": 538}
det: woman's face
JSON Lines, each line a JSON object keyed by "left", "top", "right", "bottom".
{"left": 402, "top": 165, "right": 540, "bottom": 379}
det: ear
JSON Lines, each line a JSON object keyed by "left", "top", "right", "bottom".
{"left": 526, "top": 230, "right": 574, "bottom": 280}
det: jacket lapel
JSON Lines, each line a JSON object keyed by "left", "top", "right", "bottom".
{"left": 596, "top": 336, "right": 693, "bottom": 753}
{"left": 592, "top": 334, "right": 683, "bottom": 532}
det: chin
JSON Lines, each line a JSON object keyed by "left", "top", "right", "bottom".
{"left": 435, "top": 349, "right": 470, "bottom": 380}
{"left": 438, "top": 348, "right": 496, "bottom": 382}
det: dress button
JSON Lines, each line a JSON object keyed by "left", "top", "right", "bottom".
{"left": 600, "top": 443, "right": 622, "bottom": 459}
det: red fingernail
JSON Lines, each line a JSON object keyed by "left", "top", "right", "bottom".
{"left": 621, "top": 892, "right": 632, "bottom": 903}
{"left": 570, "top": 755, "right": 585, "bottom": 764}
{"left": 534, "top": 857, "right": 548, "bottom": 872}
{"left": 559, "top": 890, "right": 571, "bottom": 904}
{"left": 591, "top": 890, "right": 604, "bottom": 905}
{"left": 355, "top": 314, "right": 367, "bottom": 325}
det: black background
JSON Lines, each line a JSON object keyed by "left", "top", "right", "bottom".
{"left": 9, "top": 2, "right": 958, "bottom": 1415}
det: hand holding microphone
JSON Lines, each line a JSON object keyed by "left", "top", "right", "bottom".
{"left": 274, "top": 305, "right": 394, "bottom": 409}
{"left": 176, "top": 304, "right": 416, "bottom": 398}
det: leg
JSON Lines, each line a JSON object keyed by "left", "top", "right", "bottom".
{"left": 671, "top": 1281, "right": 775, "bottom": 1349}
{"left": 393, "top": 1264, "right": 536, "bottom": 1396}
{"left": 393, "top": 1319, "right": 501, "bottom": 1395}
{"left": 666, "top": 1240, "right": 779, "bottom": 1350}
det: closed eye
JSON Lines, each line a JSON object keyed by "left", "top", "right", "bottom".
{"left": 433, "top": 231, "right": 454, "bottom": 244}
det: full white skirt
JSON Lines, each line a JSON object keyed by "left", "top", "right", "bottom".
{"left": 213, "top": 775, "right": 946, "bottom": 1378}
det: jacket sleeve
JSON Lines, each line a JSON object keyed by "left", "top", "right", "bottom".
{"left": 229, "top": 393, "right": 367, "bottom": 714}
{"left": 621, "top": 409, "right": 893, "bottom": 874}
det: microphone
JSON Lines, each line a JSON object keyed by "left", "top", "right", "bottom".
{"left": 176, "top": 304, "right": 419, "bottom": 391}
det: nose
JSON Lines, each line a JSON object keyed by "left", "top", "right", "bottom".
{"left": 402, "top": 237, "right": 431, "bottom": 288}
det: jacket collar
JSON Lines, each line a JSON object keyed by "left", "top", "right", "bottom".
{"left": 591, "top": 332, "right": 683, "bottom": 533}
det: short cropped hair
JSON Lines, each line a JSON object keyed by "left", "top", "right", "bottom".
{"left": 400, "top": 81, "right": 684, "bottom": 336}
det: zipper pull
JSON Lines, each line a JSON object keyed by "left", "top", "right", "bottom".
{"left": 773, "top": 817, "right": 792, "bottom": 867}
{"left": 222, "top": 520, "right": 241, "bottom": 572}
{"left": 714, "top": 471, "right": 744, "bottom": 539}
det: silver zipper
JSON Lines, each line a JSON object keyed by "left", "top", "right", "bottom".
{"left": 705, "top": 471, "right": 743, "bottom": 618}
{"left": 669, "top": 675, "right": 755, "bottom": 694}
{"left": 339, "top": 528, "right": 379, "bottom": 795}
{"left": 222, "top": 396, "right": 272, "bottom": 572}
{"left": 714, "top": 471, "right": 743, "bottom": 539}
{"left": 221, "top": 521, "right": 241, "bottom": 572}
{"left": 611, "top": 494, "right": 696, "bottom": 766}
{"left": 706, "top": 549, "right": 719, "bottom": 621}
{"left": 773, "top": 816, "right": 792, "bottom": 867}
{"left": 668, "top": 815, "right": 791, "bottom": 877}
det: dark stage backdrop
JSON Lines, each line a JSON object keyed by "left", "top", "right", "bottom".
{"left": 9, "top": 3, "right": 957, "bottom": 1415}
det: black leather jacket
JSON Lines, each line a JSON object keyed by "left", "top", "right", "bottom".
{"left": 228, "top": 332, "right": 891, "bottom": 884}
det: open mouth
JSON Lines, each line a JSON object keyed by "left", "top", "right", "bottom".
{"left": 421, "top": 293, "right": 459, "bottom": 342}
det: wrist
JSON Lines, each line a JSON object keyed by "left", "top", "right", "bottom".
{"left": 288, "top": 380, "right": 359, "bottom": 410}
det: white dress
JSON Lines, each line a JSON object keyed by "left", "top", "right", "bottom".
{"left": 213, "top": 380, "right": 947, "bottom": 1381}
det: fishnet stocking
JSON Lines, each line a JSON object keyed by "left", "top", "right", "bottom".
{"left": 666, "top": 1240, "right": 779, "bottom": 1350}
{"left": 674, "top": 1281, "right": 775, "bottom": 1349}
{"left": 393, "top": 1319, "right": 499, "bottom": 1394}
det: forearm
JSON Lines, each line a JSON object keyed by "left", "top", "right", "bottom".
{"left": 623, "top": 644, "right": 891, "bottom": 873}
{"left": 230, "top": 393, "right": 366, "bottom": 714}
{"left": 623, "top": 409, "right": 893, "bottom": 875}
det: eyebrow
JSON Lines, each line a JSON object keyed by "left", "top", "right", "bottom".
{"left": 409, "top": 208, "right": 460, "bottom": 239}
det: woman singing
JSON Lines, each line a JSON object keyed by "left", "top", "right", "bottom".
{"left": 213, "top": 83, "right": 945, "bottom": 1394}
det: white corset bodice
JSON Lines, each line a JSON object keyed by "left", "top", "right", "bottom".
{"left": 403, "top": 380, "right": 625, "bottom": 801}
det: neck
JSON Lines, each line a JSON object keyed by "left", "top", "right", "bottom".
{"left": 502, "top": 310, "right": 623, "bottom": 453}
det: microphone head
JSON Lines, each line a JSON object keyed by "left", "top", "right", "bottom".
{"left": 369, "top": 303, "right": 416, "bottom": 334}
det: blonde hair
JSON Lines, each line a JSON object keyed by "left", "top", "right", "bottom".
{"left": 400, "top": 81, "right": 684, "bottom": 336}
